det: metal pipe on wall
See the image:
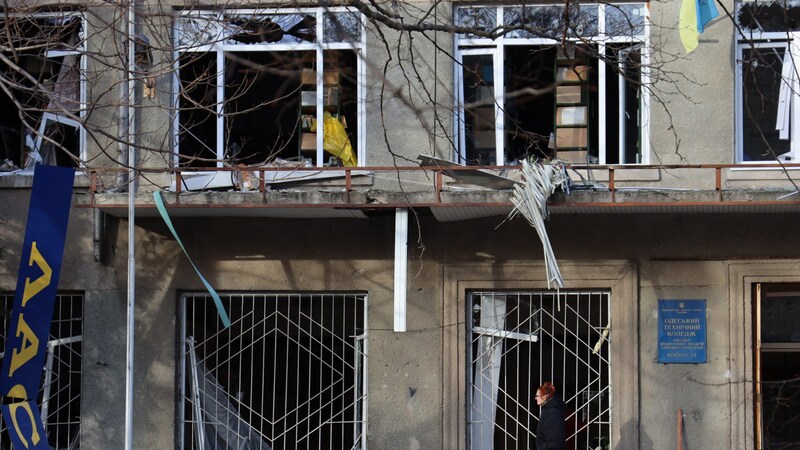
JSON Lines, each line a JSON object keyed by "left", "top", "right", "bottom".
{"left": 124, "top": 0, "right": 138, "bottom": 447}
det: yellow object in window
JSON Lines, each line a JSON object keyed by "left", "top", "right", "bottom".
{"left": 311, "top": 111, "right": 357, "bottom": 167}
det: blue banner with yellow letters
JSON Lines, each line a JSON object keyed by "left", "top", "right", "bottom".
{"left": 1, "top": 401, "right": 47, "bottom": 450}
{"left": 0, "top": 164, "right": 74, "bottom": 449}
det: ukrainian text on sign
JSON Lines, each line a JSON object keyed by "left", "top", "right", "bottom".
{"left": 658, "top": 299, "right": 707, "bottom": 364}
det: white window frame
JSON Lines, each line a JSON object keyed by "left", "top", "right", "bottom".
{"left": 735, "top": 33, "right": 800, "bottom": 163}
{"left": 173, "top": 8, "right": 366, "bottom": 168}
{"left": 2, "top": 12, "right": 87, "bottom": 169}
{"left": 34, "top": 112, "right": 83, "bottom": 157}
{"left": 454, "top": 3, "right": 650, "bottom": 165}
{"left": 456, "top": 47, "right": 505, "bottom": 165}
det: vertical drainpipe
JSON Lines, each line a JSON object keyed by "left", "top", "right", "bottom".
{"left": 394, "top": 208, "right": 408, "bottom": 332}
{"left": 124, "top": 0, "right": 137, "bottom": 448}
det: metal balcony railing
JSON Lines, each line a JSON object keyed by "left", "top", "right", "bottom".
{"left": 79, "top": 162, "right": 800, "bottom": 210}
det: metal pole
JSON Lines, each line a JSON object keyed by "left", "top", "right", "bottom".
{"left": 124, "top": 0, "right": 137, "bottom": 447}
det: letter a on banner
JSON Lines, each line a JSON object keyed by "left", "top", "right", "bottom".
{"left": 0, "top": 165, "right": 74, "bottom": 448}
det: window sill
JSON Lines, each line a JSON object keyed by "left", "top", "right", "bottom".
{"left": 730, "top": 164, "right": 800, "bottom": 171}
{"left": 0, "top": 170, "right": 88, "bottom": 189}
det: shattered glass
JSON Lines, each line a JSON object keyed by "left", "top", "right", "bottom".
{"left": 227, "top": 14, "right": 316, "bottom": 44}
{"left": 178, "top": 11, "right": 364, "bottom": 47}
{"left": 0, "top": 15, "right": 83, "bottom": 50}
{"left": 503, "top": 3, "right": 641, "bottom": 40}
{"left": 738, "top": 0, "right": 800, "bottom": 32}
{"left": 606, "top": 3, "right": 647, "bottom": 37}
{"left": 324, "top": 12, "right": 362, "bottom": 43}
{"left": 504, "top": 5, "right": 565, "bottom": 39}
{"left": 455, "top": 6, "right": 497, "bottom": 38}
{"left": 176, "top": 15, "right": 232, "bottom": 48}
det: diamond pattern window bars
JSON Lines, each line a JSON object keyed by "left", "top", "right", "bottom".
{"left": 468, "top": 291, "right": 611, "bottom": 450}
{"left": 0, "top": 292, "right": 83, "bottom": 450}
{"left": 179, "top": 292, "right": 367, "bottom": 450}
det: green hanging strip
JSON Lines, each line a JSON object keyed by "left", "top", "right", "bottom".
{"left": 153, "top": 191, "right": 231, "bottom": 328}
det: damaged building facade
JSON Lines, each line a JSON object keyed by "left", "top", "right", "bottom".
{"left": 0, "top": 0, "right": 799, "bottom": 449}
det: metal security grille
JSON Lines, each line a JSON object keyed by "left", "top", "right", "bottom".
{"left": 0, "top": 292, "right": 83, "bottom": 450}
{"left": 180, "top": 292, "right": 368, "bottom": 450}
{"left": 468, "top": 291, "right": 611, "bottom": 450}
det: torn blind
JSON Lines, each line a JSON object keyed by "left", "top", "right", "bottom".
{"left": 777, "top": 46, "right": 793, "bottom": 140}
{"left": 470, "top": 294, "right": 506, "bottom": 450}
{"left": 509, "top": 160, "right": 567, "bottom": 289}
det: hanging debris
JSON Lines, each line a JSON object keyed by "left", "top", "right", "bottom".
{"left": 508, "top": 159, "right": 568, "bottom": 289}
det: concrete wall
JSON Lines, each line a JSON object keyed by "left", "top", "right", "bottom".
{"left": 2, "top": 183, "right": 800, "bottom": 448}
{"left": 648, "top": 0, "right": 736, "bottom": 165}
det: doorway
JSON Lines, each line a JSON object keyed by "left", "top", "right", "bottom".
{"left": 467, "top": 290, "right": 611, "bottom": 450}
{"left": 754, "top": 283, "right": 800, "bottom": 450}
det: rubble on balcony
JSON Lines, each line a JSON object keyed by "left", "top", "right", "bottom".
{"left": 167, "top": 158, "right": 371, "bottom": 192}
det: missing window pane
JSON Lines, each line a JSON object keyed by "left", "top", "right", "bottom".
{"left": 741, "top": 46, "right": 790, "bottom": 161}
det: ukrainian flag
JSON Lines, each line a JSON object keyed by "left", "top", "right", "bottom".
{"left": 680, "top": 0, "right": 719, "bottom": 53}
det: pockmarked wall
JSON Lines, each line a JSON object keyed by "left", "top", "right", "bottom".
{"left": 2, "top": 180, "right": 798, "bottom": 449}
{"left": 108, "top": 213, "right": 800, "bottom": 448}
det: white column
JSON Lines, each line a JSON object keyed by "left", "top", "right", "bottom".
{"left": 394, "top": 208, "right": 408, "bottom": 332}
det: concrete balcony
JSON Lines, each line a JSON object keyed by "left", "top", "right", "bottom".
{"left": 70, "top": 162, "right": 800, "bottom": 219}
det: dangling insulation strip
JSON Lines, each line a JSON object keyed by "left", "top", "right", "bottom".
{"left": 509, "top": 160, "right": 567, "bottom": 289}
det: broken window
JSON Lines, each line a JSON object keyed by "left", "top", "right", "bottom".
{"left": 176, "top": 9, "right": 364, "bottom": 169}
{"left": 180, "top": 292, "right": 367, "bottom": 450}
{"left": 456, "top": 4, "right": 647, "bottom": 166}
{"left": 738, "top": 0, "right": 800, "bottom": 32}
{"left": 0, "top": 13, "right": 84, "bottom": 170}
{"left": 0, "top": 292, "right": 83, "bottom": 449}
{"left": 737, "top": 41, "right": 795, "bottom": 161}
{"left": 735, "top": 2, "right": 800, "bottom": 162}
{"left": 753, "top": 284, "right": 800, "bottom": 450}
{"left": 468, "top": 291, "right": 611, "bottom": 450}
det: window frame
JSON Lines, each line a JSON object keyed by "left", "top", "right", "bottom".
{"left": 454, "top": 3, "right": 650, "bottom": 166}
{"left": 753, "top": 283, "right": 800, "bottom": 449}
{"left": 0, "top": 12, "right": 87, "bottom": 170}
{"left": 34, "top": 112, "right": 82, "bottom": 164}
{"left": 735, "top": 33, "right": 800, "bottom": 163}
{"left": 173, "top": 7, "right": 366, "bottom": 168}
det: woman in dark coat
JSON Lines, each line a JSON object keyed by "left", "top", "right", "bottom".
{"left": 536, "top": 381, "right": 565, "bottom": 450}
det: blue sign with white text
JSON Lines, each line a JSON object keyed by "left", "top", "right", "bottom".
{"left": 658, "top": 299, "right": 707, "bottom": 364}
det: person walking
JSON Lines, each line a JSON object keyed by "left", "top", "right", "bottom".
{"left": 535, "top": 381, "right": 565, "bottom": 450}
